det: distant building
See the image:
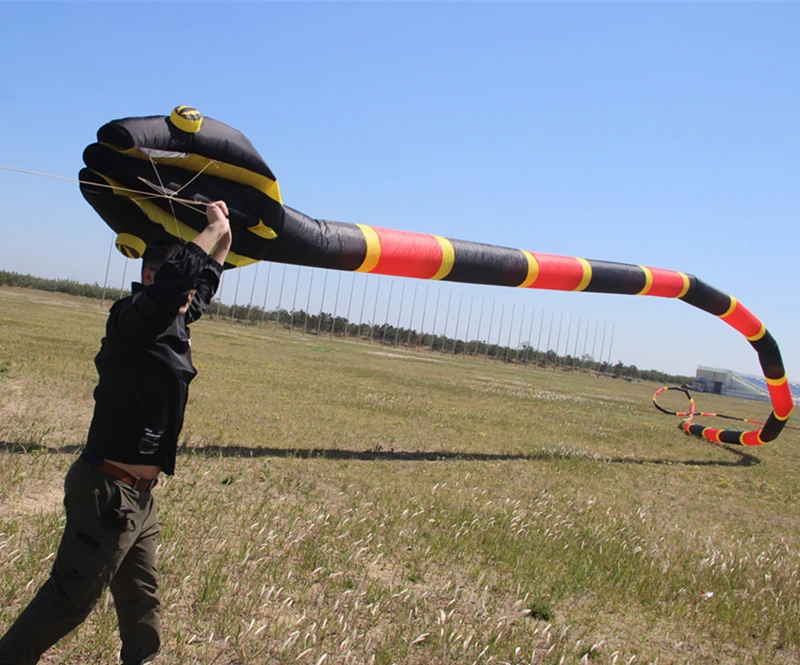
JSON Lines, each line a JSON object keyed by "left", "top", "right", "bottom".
{"left": 694, "top": 365, "right": 800, "bottom": 405}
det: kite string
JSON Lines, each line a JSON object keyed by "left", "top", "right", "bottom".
{"left": 0, "top": 164, "right": 208, "bottom": 209}
{"left": 170, "top": 159, "right": 216, "bottom": 198}
{"left": 146, "top": 155, "right": 182, "bottom": 240}
{"left": 137, "top": 157, "right": 220, "bottom": 238}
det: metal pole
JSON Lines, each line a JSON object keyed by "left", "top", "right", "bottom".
{"left": 504, "top": 303, "right": 515, "bottom": 363}
{"left": 485, "top": 299, "right": 496, "bottom": 360}
{"left": 345, "top": 273, "right": 356, "bottom": 341}
{"left": 119, "top": 260, "right": 128, "bottom": 296}
{"left": 429, "top": 290, "right": 441, "bottom": 353}
{"left": 230, "top": 267, "right": 242, "bottom": 325}
{"left": 441, "top": 291, "right": 452, "bottom": 355}
{"left": 260, "top": 263, "right": 272, "bottom": 327}
{"left": 302, "top": 269, "right": 315, "bottom": 335}
{"left": 572, "top": 316, "right": 581, "bottom": 369}
{"left": 275, "top": 264, "right": 287, "bottom": 329}
{"left": 463, "top": 294, "right": 474, "bottom": 358}
{"left": 357, "top": 274, "right": 369, "bottom": 342}
{"left": 544, "top": 311, "right": 554, "bottom": 369}
{"left": 369, "top": 279, "right": 381, "bottom": 344}
{"left": 382, "top": 281, "right": 394, "bottom": 346}
{"left": 599, "top": 322, "right": 608, "bottom": 372}
{"left": 245, "top": 263, "right": 259, "bottom": 325}
{"left": 536, "top": 308, "right": 545, "bottom": 366}
{"left": 562, "top": 314, "right": 572, "bottom": 368}
{"left": 394, "top": 282, "right": 405, "bottom": 347}
{"left": 494, "top": 301, "right": 505, "bottom": 362}
{"left": 331, "top": 270, "right": 343, "bottom": 338}
{"left": 607, "top": 323, "right": 615, "bottom": 366}
{"left": 474, "top": 296, "right": 485, "bottom": 358}
{"left": 553, "top": 312, "right": 563, "bottom": 370}
{"left": 524, "top": 307, "right": 536, "bottom": 365}
{"left": 418, "top": 285, "right": 430, "bottom": 352}
{"left": 101, "top": 231, "right": 114, "bottom": 307}
{"left": 289, "top": 266, "right": 301, "bottom": 333}
{"left": 452, "top": 292, "right": 463, "bottom": 356}
{"left": 317, "top": 269, "right": 329, "bottom": 336}
{"left": 580, "top": 317, "right": 590, "bottom": 373}
{"left": 215, "top": 271, "right": 224, "bottom": 323}
{"left": 406, "top": 283, "right": 417, "bottom": 348}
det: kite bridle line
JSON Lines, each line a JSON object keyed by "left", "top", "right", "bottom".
{"left": 144, "top": 155, "right": 219, "bottom": 238}
{"left": 0, "top": 162, "right": 219, "bottom": 247}
{"left": 0, "top": 164, "right": 210, "bottom": 212}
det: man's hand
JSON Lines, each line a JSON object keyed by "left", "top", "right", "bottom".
{"left": 192, "top": 201, "right": 232, "bottom": 262}
{"left": 206, "top": 200, "right": 230, "bottom": 233}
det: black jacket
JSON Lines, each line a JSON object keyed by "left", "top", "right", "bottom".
{"left": 85, "top": 243, "right": 222, "bottom": 475}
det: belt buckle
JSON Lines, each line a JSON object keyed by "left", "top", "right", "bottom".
{"left": 141, "top": 477, "right": 159, "bottom": 491}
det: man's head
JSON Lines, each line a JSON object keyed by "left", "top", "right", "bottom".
{"left": 141, "top": 238, "right": 184, "bottom": 286}
{"left": 141, "top": 238, "right": 196, "bottom": 315}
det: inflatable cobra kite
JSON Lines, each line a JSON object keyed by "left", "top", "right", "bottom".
{"left": 79, "top": 106, "right": 793, "bottom": 446}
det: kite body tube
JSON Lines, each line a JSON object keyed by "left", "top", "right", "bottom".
{"left": 79, "top": 106, "right": 792, "bottom": 445}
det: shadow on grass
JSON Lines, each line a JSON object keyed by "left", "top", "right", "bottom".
{"left": 0, "top": 440, "right": 761, "bottom": 467}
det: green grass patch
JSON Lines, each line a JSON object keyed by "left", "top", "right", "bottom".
{"left": 1, "top": 286, "right": 800, "bottom": 664}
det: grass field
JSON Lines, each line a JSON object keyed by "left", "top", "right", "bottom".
{"left": 2, "top": 286, "right": 800, "bottom": 665}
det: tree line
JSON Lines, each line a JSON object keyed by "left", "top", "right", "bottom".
{"left": 1, "top": 269, "right": 694, "bottom": 385}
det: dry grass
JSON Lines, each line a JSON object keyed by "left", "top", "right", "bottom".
{"left": 2, "top": 286, "right": 800, "bottom": 664}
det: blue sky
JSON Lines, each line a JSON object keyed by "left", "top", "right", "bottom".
{"left": 0, "top": 2, "right": 798, "bottom": 377}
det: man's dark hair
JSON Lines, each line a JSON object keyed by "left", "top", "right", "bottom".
{"left": 142, "top": 237, "right": 185, "bottom": 272}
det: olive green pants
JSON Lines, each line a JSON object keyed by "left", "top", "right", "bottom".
{"left": 0, "top": 457, "right": 160, "bottom": 665}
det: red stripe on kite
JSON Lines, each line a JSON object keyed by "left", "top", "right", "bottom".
{"left": 646, "top": 267, "right": 688, "bottom": 298}
{"left": 372, "top": 228, "right": 443, "bottom": 279}
{"left": 768, "top": 382, "right": 794, "bottom": 420}
{"left": 740, "top": 430, "right": 764, "bottom": 446}
{"left": 530, "top": 254, "right": 586, "bottom": 291}
{"left": 722, "top": 302, "right": 764, "bottom": 338}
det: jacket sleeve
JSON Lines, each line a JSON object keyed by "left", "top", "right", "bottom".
{"left": 110, "top": 243, "right": 213, "bottom": 339}
{"left": 185, "top": 257, "right": 223, "bottom": 324}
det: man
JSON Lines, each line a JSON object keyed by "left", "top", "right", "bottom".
{"left": 0, "top": 201, "right": 232, "bottom": 665}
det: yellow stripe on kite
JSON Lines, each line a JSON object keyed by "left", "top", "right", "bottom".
{"left": 574, "top": 258, "right": 592, "bottom": 292}
{"left": 676, "top": 272, "right": 690, "bottom": 298}
{"left": 111, "top": 146, "right": 284, "bottom": 205}
{"left": 96, "top": 171, "right": 257, "bottom": 268}
{"left": 224, "top": 250, "right": 258, "bottom": 268}
{"left": 747, "top": 325, "right": 767, "bottom": 342}
{"left": 248, "top": 220, "right": 278, "bottom": 240}
{"left": 93, "top": 171, "right": 197, "bottom": 242}
{"left": 636, "top": 266, "right": 653, "bottom": 296}
{"left": 519, "top": 250, "right": 540, "bottom": 288}
{"left": 355, "top": 224, "right": 381, "bottom": 273}
{"left": 766, "top": 376, "right": 788, "bottom": 387}
{"left": 720, "top": 297, "right": 737, "bottom": 319}
{"left": 431, "top": 236, "right": 455, "bottom": 280}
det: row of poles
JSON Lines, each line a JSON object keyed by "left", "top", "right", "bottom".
{"left": 101, "top": 237, "right": 617, "bottom": 369}
{"left": 215, "top": 261, "right": 617, "bottom": 369}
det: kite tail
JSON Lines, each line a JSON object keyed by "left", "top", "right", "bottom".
{"left": 284, "top": 219, "right": 791, "bottom": 445}
{"left": 677, "top": 277, "right": 791, "bottom": 445}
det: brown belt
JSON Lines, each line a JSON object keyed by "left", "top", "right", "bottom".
{"left": 94, "top": 459, "right": 159, "bottom": 491}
